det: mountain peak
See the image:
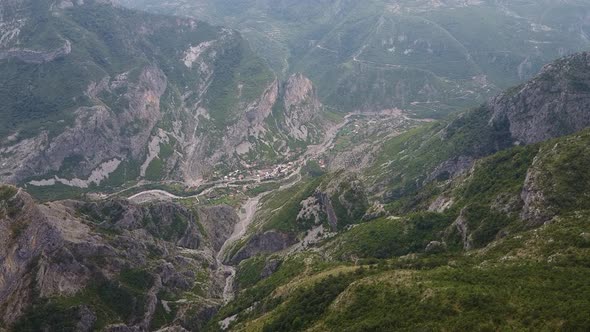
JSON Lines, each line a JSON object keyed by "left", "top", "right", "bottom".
{"left": 490, "top": 51, "right": 590, "bottom": 145}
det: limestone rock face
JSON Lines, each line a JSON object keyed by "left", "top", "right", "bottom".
{"left": 0, "top": 185, "right": 238, "bottom": 329}
{"left": 0, "top": 0, "right": 330, "bottom": 188}
{"left": 282, "top": 73, "right": 323, "bottom": 141}
{"left": 423, "top": 52, "right": 590, "bottom": 189}
{"left": 489, "top": 53, "right": 590, "bottom": 145}
{"left": 230, "top": 231, "right": 296, "bottom": 264}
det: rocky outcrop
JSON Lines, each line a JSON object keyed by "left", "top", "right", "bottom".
{"left": 260, "top": 258, "right": 281, "bottom": 279}
{"left": 425, "top": 241, "right": 447, "bottom": 253}
{"left": 0, "top": 0, "right": 331, "bottom": 188}
{"left": 0, "top": 39, "right": 71, "bottom": 63}
{"left": 315, "top": 191, "right": 338, "bottom": 231}
{"left": 197, "top": 205, "right": 240, "bottom": 252}
{"left": 519, "top": 157, "right": 553, "bottom": 226}
{"left": 1, "top": 0, "right": 310, "bottom": 188}
{"left": 489, "top": 52, "right": 590, "bottom": 145}
{"left": 426, "top": 156, "right": 475, "bottom": 183}
{"left": 282, "top": 73, "right": 323, "bottom": 141}
{"left": 181, "top": 72, "right": 328, "bottom": 183}
{"left": 0, "top": 188, "right": 96, "bottom": 324}
{"left": 230, "top": 231, "right": 296, "bottom": 264}
{"left": 447, "top": 208, "right": 473, "bottom": 251}
{"left": 0, "top": 185, "right": 230, "bottom": 329}
{"left": 408, "top": 52, "right": 590, "bottom": 197}
{"left": 1, "top": 65, "right": 167, "bottom": 185}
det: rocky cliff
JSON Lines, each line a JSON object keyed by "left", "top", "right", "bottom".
{"left": 374, "top": 52, "right": 590, "bottom": 204}
{"left": 489, "top": 52, "right": 590, "bottom": 145}
{"left": 0, "top": 0, "right": 330, "bottom": 194}
{"left": 0, "top": 185, "right": 239, "bottom": 330}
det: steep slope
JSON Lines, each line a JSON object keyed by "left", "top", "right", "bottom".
{"left": 371, "top": 52, "right": 590, "bottom": 206}
{"left": 205, "top": 53, "right": 590, "bottom": 332}
{"left": 0, "top": 0, "right": 331, "bottom": 198}
{"left": 0, "top": 184, "right": 240, "bottom": 331}
{"left": 116, "top": 0, "right": 590, "bottom": 117}
{"left": 213, "top": 125, "right": 590, "bottom": 331}
{"left": 222, "top": 52, "right": 590, "bottom": 264}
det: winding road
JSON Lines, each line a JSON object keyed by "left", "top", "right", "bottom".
{"left": 124, "top": 115, "right": 355, "bottom": 303}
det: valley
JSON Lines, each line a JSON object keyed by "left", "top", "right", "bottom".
{"left": 2, "top": 0, "right": 590, "bottom": 331}
{"left": 122, "top": 109, "right": 418, "bottom": 309}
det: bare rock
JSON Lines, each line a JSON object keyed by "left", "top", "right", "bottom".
{"left": 260, "top": 258, "right": 281, "bottom": 279}
{"left": 231, "top": 231, "right": 296, "bottom": 264}
{"left": 425, "top": 241, "right": 447, "bottom": 253}
{"left": 75, "top": 305, "right": 97, "bottom": 332}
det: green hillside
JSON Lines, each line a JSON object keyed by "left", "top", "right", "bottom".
{"left": 116, "top": 0, "right": 590, "bottom": 117}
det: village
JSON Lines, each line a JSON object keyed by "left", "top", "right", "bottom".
{"left": 218, "top": 158, "right": 327, "bottom": 183}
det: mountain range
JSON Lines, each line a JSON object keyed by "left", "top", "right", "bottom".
{"left": 0, "top": 0, "right": 330, "bottom": 196}
{"left": 1, "top": 0, "right": 590, "bottom": 331}
{"left": 117, "top": 0, "right": 590, "bottom": 116}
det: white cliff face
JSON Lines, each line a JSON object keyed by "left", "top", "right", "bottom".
{"left": 178, "top": 72, "right": 329, "bottom": 184}
{"left": 489, "top": 52, "right": 590, "bottom": 146}
{"left": 180, "top": 79, "right": 281, "bottom": 183}
{"left": 0, "top": 66, "right": 167, "bottom": 185}
{"left": 0, "top": 0, "right": 330, "bottom": 189}
{"left": 183, "top": 41, "right": 215, "bottom": 68}
{"left": 282, "top": 73, "right": 322, "bottom": 141}
{"left": 29, "top": 159, "right": 122, "bottom": 188}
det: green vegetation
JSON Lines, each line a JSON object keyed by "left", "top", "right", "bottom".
{"left": 25, "top": 183, "right": 91, "bottom": 202}
{"left": 372, "top": 105, "right": 512, "bottom": 209}
{"left": 246, "top": 182, "right": 281, "bottom": 197}
{"left": 212, "top": 256, "right": 307, "bottom": 324}
{"left": 330, "top": 180, "right": 369, "bottom": 230}
{"left": 262, "top": 273, "right": 355, "bottom": 332}
{"left": 150, "top": 298, "right": 177, "bottom": 330}
{"left": 211, "top": 122, "right": 590, "bottom": 331}
{"left": 320, "top": 264, "right": 590, "bottom": 331}
{"left": 302, "top": 160, "right": 325, "bottom": 178}
{"left": 14, "top": 277, "right": 148, "bottom": 331}
{"left": 456, "top": 146, "right": 538, "bottom": 207}
{"left": 534, "top": 131, "right": 590, "bottom": 215}
{"left": 204, "top": 37, "right": 274, "bottom": 127}
{"left": 328, "top": 213, "right": 454, "bottom": 259}
{"left": 0, "top": 185, "right": 17, "bottom": 201}
{"left": 119, "top": 268, "right": 154, "bottom": 292}
{"left": 145, "top": 158, "right": 165, "bottom": 181}
{"left": 12, "top": 301, "right": 82, "bottom": 332}
{"left": 235, "top": 255, "right": 268, "bottom": 290}
{"left": 260, "top": 177, "right": 323, "bottom": 233}
{"left": 218, "top": 207, "right": 590, "bottom": 331}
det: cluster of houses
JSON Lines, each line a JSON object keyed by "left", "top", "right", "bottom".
{"left": 218, "top": 161, "right": 300, "bottom": 182}
{"left": 256, "top": 161, "right": 297, "bottom": 180}
{"left": 218, "top": 157, "right": 327, "bottom": 184}
{"left": 223, "top": 170, "right": 246, "bottom": 182}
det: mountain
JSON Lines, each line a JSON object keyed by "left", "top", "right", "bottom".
{"left": 3, "top": 51, "right": 590, "bottom": 332}
{"left": 0, "top": 184, "right": 239, "bottom": 330}
{"left": 115, "top": 0, "right": 590, "bottom": 117}
{"left": 205, "top": 52, "right": 590, "bottom": 330}
{"left": 2, "top": 1, "right": 590, "bottom": 331}
{"left": 371, "top": 52, "right": 590, "bottom": 207}
{"left": 0, "top": 0, "right": 331, "bottom": 198}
